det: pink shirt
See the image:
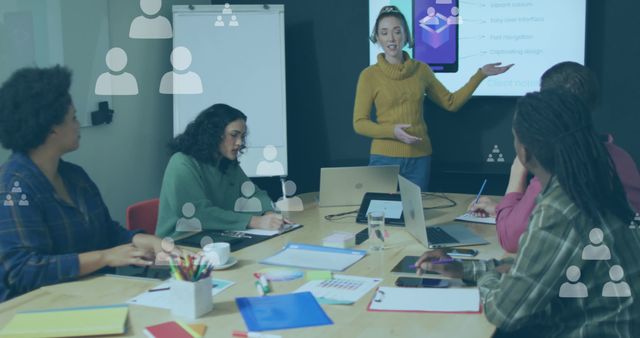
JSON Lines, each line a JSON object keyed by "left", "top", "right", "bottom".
{"left": 495, "top": 135, "right": 640, "bottom": 253}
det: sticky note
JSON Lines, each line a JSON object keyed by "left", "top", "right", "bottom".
{"left": 306, "top": 270, "right": 333, "bottom": 281}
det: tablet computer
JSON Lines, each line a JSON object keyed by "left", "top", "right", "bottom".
{"left": 356, "top": 192, "right": 404, "bottom": 226}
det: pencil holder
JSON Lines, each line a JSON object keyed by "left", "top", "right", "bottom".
{"left": 170, "top": 276, "right": 213, "bottom": 319}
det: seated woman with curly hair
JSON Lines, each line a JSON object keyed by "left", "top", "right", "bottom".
{"left": 156, "top": 103, "right": 290, "bottom": 238}
{"left": 0, "top": 66, "right": 169, "bottom": 302}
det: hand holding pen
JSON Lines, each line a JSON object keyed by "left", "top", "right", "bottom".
{"left": 413, "top": 249, "right": 464, "bottom": 279}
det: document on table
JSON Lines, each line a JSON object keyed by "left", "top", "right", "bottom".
{"left": 127, "top": 278, "right": 234, "bottom": 309}
{"left": 368, "top": 286, "right": 480, "bottom": 313}
{"left": 295, "top": 274, "right": 382, "bottom": 305}
{"left": 236, "top": 223, "right": 302, "bottom": 236}
{"left": 366, "top": 200, "right": 403, "bottom": 219}
{"left": 455, "top": 212, "right": 496, "bottom": 225}
{"left": 260, "top": 243, "right": 367, "bottom": 271}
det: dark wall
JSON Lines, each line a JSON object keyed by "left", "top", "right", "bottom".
{"left": 220, "top": 0, "right": 639, "bottom": 198}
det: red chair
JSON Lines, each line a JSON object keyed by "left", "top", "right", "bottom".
{"left": 126, "top": 198, "right": 160, "bottom": 235}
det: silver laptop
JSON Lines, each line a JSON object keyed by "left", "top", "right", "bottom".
{"left": 398, "top": 175, "right": 488, "bottom": 248}
{"left": 319, "top": 165, "right": 400, "bottom": 207}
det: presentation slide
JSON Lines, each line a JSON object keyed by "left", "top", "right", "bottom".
{"left": 369, "top": 0, "right": 586, "bottom": 96}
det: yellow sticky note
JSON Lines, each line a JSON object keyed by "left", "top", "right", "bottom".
{"left": 306, "top": 270, "right": 333, "bottom": 281}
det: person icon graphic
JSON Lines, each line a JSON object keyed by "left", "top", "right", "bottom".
{"left": 602, "top": 265, "right": 631, "bottom": 298}
{"left": 486, "top": 154, "right": 495, "bottom": 163}
{"left": 234, "top": 181, "right": 263, "bottom": 212}
{"left": 559, "top": 265, "right": 588, "bottom": 298}
{"left": 492, "top": 145, "right": 500, "bottom": 153}
{"left": 10, "top": 181, "right": 22, "bottom": 193}
{"left": 275, "top": 180, "right": 304, "bottom": 212}
{"left": 214, "top": 15, "right": 225, "bottom": 27}
{"left": 229, "top": 15, "right": 239, "bottom": 27}
{"left": 419, "top": 7, "right": 439, "bottom": 26}
{"left": 256, "top": 145, "right": 285, "bottom": 176}
{"left": 497, "top": 153, "right": 505, "bottom": 162}
{"left": 3, "top": 194, "right": 14, "bottom": 207}
{"left": 176, "top": 202, "right": 203, "bottom": 232}
{"left": 159, "top": 46, "right": 204, "bottom": 94}
{"left": 17, "top": 194, "right": 29, "bottom": 207}
{"left": 129, "top": 0, "right": 173, "bottom": 39}
{"left": 581, "top": 228, "right": 611, "bottom": 260}
{"left": 154, "top": 237, "right": 175, "bottom": 265}
{"left": 223, "top": 3, "right": 233, "bottom": 15}
{"left": 447, "top": 6, "right": 462, "bottom": 25}
{"left": 95, "top": 47, "right": 139, "bottom": 95}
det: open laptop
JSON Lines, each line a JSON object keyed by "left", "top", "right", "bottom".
{"left": 319, "top": 165, "right": 400, "bottom": 207}
{"left": 398, "top": 175, "right": 489, "bottom": 248}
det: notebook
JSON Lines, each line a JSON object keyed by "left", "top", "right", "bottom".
{"left": 143, "top": 321, "right": 205, "bottom": 338}
{"left": 367, "top": 287, "right": 481, "bottom": 313}
{"left": 260, "top": 243, "right": 367, "bottom": 271}
{"left": 0, "top": 304, "right": 128, "bottom": 338}
{"left": 236, "top": 292, "right": 333, "bottom": 331}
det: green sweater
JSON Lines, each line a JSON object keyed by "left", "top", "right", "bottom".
{"left": 156, "top": 152, "right": 274, "bottom": 238}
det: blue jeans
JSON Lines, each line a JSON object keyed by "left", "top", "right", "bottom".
{"left": 369, "top": 155, "right": 431, "bottom": 192}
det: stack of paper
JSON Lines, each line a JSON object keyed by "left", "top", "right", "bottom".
{"left": 0, "top": 304, "right": 129, "bottom": 338}
{"left": 455, "top": 213, "right": 496, "bottom": 225}
{"left": 260, "top": 243, "right": 367, "bottom": 271}
{"left": 295, "top": 274, "right": 382, "bottom": 304}
{"left": 128, "top": 278, "right": 234, "bottom": 309}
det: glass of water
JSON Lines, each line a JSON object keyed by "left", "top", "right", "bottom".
{"left": 367, "top": 211, "right": 385, "bottom": 251}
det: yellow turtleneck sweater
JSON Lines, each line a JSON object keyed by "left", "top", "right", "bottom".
{"left": 353, "top": 52, "right": 487, "bottom": 157}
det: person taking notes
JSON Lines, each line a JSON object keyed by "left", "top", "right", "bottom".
{"left": 156, "top": 104, "right": 290, "bottom": 238}
{"left": 417, "top": 90, "right": 639, "bottom": 337}
{"left": 468, "top": 62, "right": 640, "bottom": 253}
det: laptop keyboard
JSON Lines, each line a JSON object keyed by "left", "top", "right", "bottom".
{"left": 427, "top": 227, "right": 459, "bottom": 244}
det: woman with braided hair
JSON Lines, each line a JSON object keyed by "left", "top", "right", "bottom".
{"left": 416, "top": 89, "right": 639, "bottom": 337}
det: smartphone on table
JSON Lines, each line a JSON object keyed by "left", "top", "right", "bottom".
{"left": 444, "top": 248, "right": 478, "bottom": 257}
{"left": 395, "top": 277, "right": 450, "bottom": 288}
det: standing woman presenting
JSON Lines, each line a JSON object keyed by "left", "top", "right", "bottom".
{"left": 353, "top": 5, "right": 512, "bottom": 190}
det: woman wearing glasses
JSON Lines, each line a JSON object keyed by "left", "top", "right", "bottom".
{"left": 156, "top": 103, "right": 289, "bottom": 238}
{"left": 353, "top": 5, "right": 512, "bottom": 191}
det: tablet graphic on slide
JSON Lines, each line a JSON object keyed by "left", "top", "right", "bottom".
{"left": 413, "top": 0, "right": 459, "bottom": 72}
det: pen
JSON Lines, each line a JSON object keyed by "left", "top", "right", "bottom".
{"left": 148, "top": 287, "right": 170, "bottom": 292}
{"left": 473, "top": 179, "right": 488, "bottom": 205}
{"left": 429, "top": 257, "right": 460, "bottom": 265}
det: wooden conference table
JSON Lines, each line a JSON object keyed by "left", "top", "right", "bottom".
{"left": 0, "top": 192, "right": 507, "bottom": 338}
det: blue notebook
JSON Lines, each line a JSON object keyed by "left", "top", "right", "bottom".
{"left": 236, "top": 292, "right": 333, "bottom": 331}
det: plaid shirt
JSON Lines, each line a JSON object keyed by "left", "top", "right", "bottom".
{"left": 463, "top": 177, "right": 640, "bottom": 337}
{"left": 0, "top": 153, "right": 135, "bottom": 302}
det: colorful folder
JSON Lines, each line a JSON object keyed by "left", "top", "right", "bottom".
{"left": 236, "top": 292, "right": 333, "bottom": 331}
{"left": 0, "top": 304, "right": 128, "bottom": 338}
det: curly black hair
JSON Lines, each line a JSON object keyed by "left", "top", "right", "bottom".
{"left": 0, "top": 66, "right": 72, "bottom": 153}
{"left": 169, "top": 103, "right": 247, "bottom": 171}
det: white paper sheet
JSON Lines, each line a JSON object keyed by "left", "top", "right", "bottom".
{"left": 455, "top": 213, "right": 496, "bottom": 225}
{"left": 260, "top": 243, "right": 366, "bottom": 271}
{"left": 127, "top": 278, "right": 234, "bottom": 309}
{"left": 295, "top": 274, "right": 381, "bottom": 304}
{"left": 236, "top": 223, "right": 302, "bottom": 237}
{"left": 366, "top": 200, "right": 403, "bottom": 219}
{"left": 368, "top": 286, "right": 480, "bottom": 313}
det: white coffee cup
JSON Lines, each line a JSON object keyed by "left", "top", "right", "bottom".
{"left": 203, "top": 242, "right": 230, "bottom": 265}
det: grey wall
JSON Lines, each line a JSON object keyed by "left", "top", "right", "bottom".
{"left": 1, "top": 0, "right": 209, "bottom": 224}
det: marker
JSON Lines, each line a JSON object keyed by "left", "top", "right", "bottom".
{"left": 232, "top": 330, "right": 282, "bottom": 338}
{"left": 473, "top": 178, "right": 488, "bottom": 206}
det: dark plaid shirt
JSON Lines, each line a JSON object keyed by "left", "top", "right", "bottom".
{"left": 0, "top": 153, "right": 134, "bottom": 302}
{"left": 463, "top": 177, "right": 640, "bottom": 337}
